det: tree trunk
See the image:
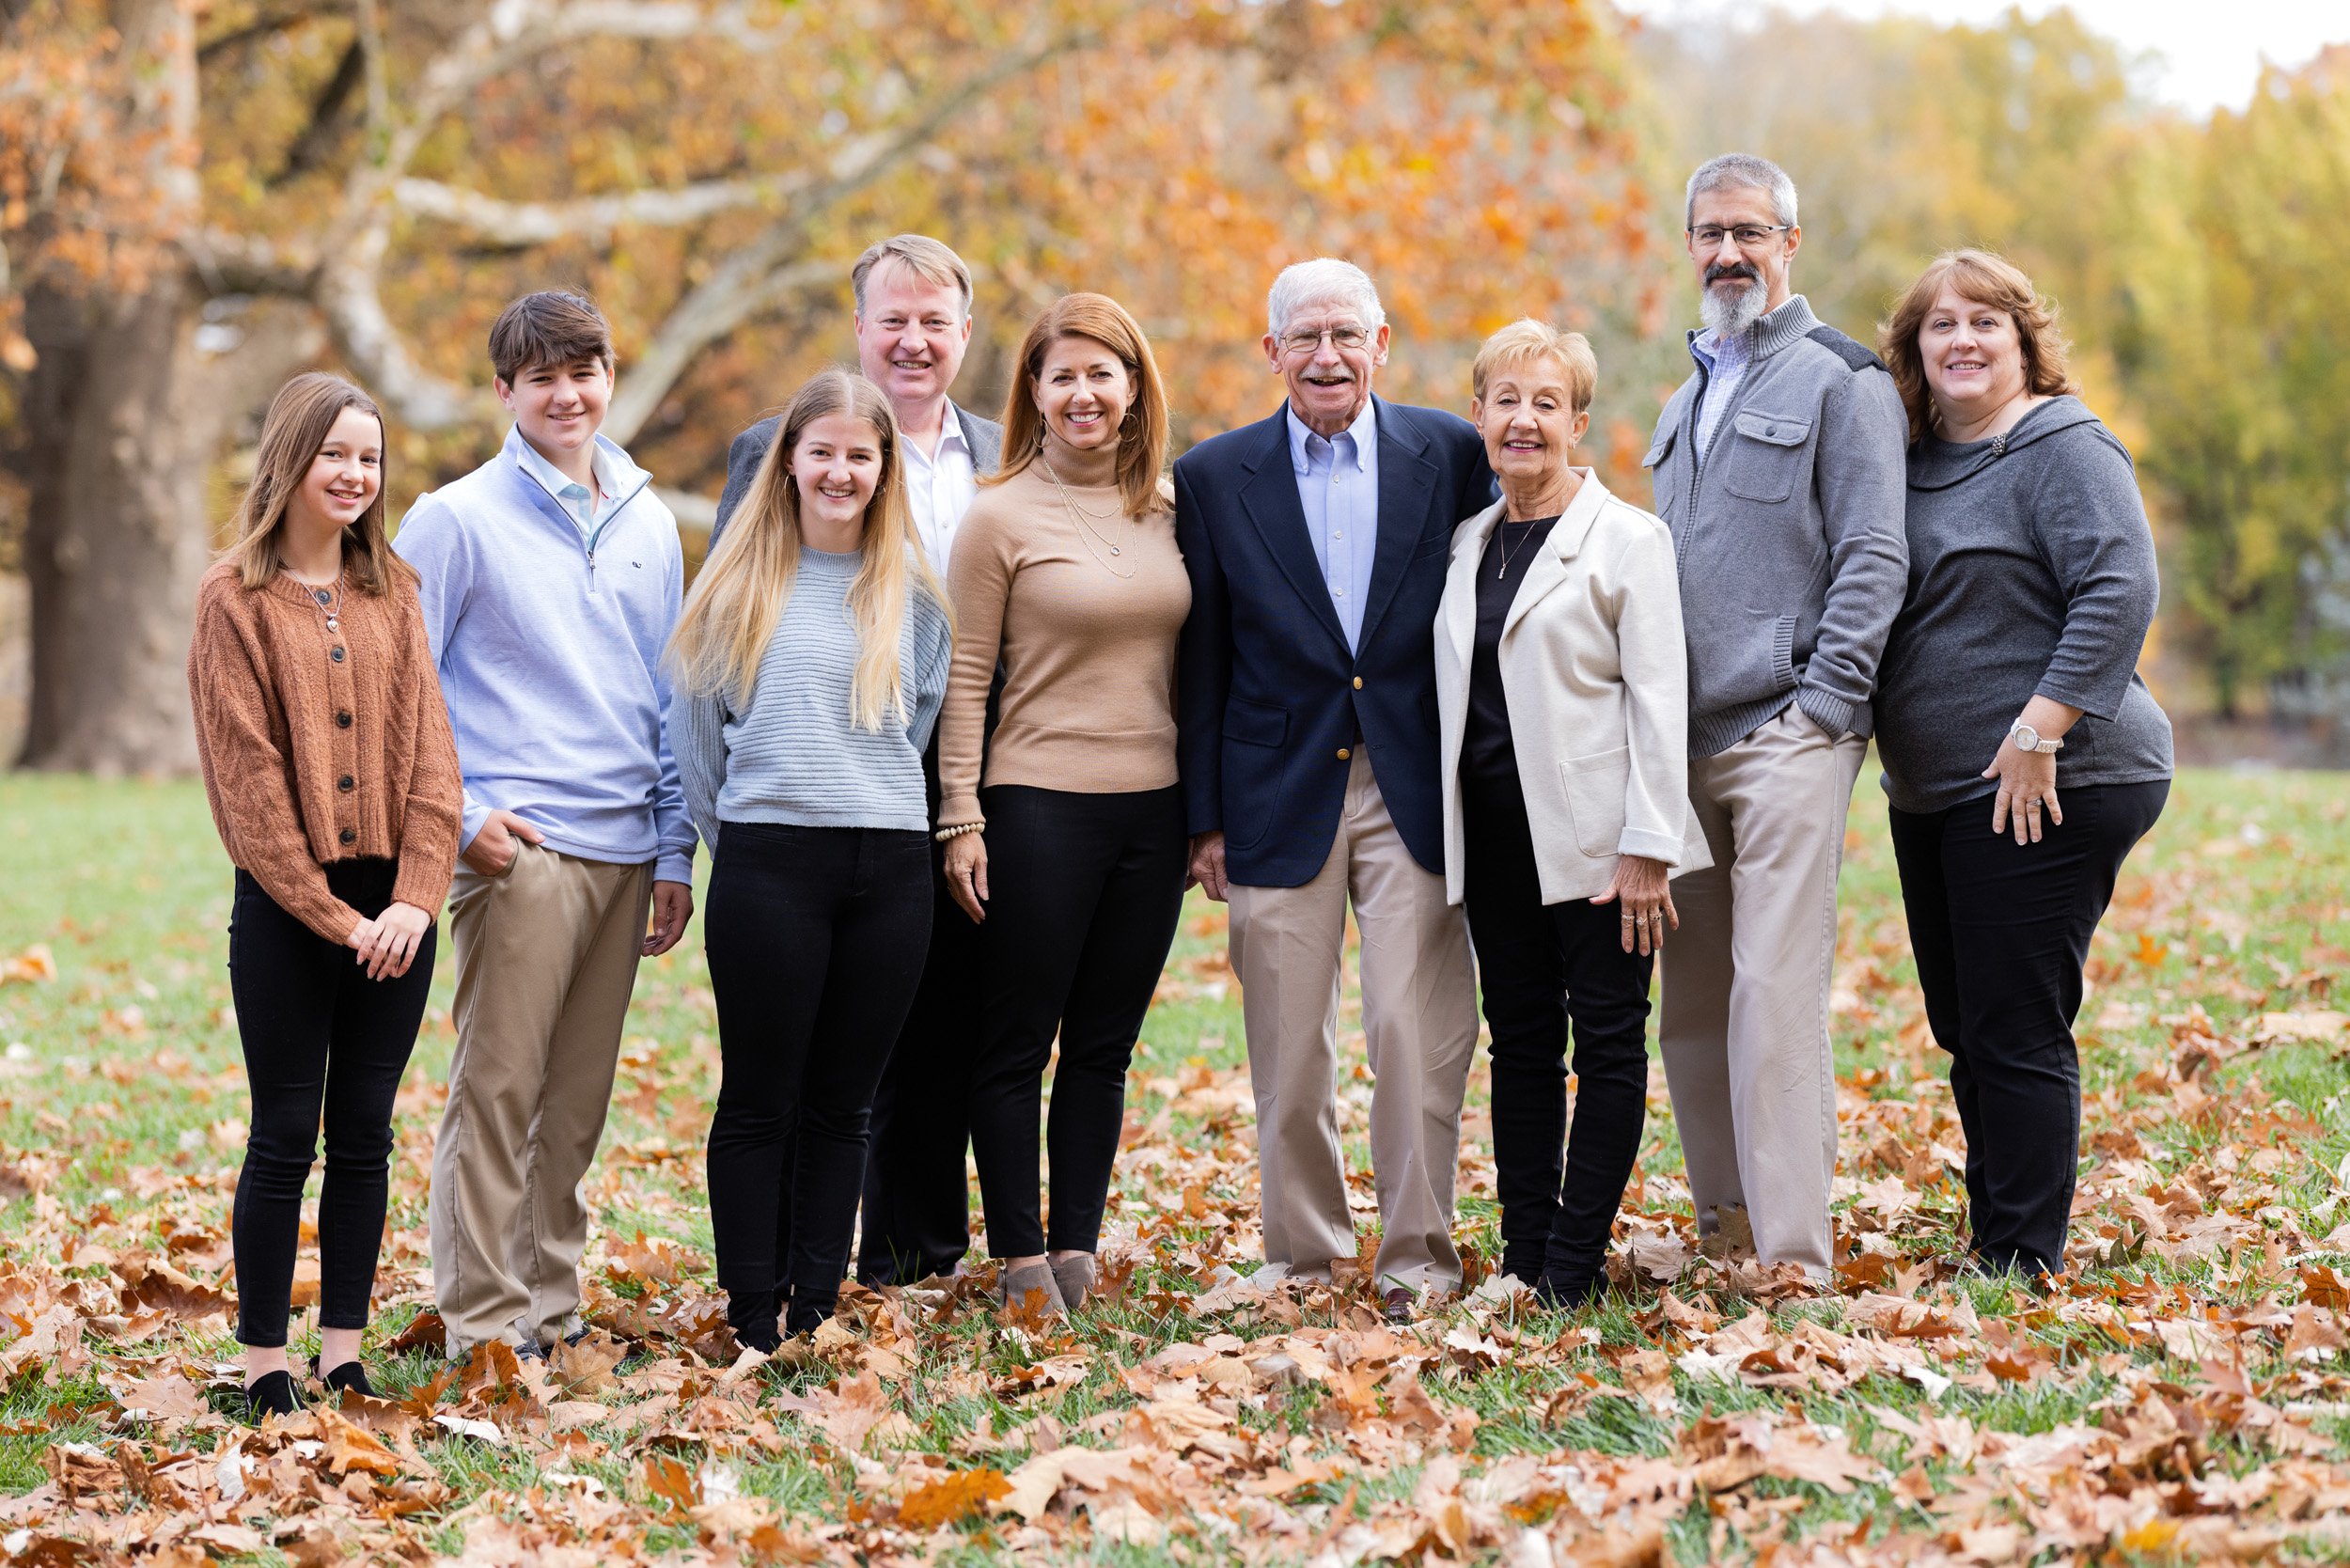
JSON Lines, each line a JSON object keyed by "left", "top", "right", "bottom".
{"left": 17, "top": 278, "right": 214, "bottom": 773}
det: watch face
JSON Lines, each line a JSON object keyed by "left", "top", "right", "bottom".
{"left": 2013, "top": 726, "right": 2041, "bottom": 751}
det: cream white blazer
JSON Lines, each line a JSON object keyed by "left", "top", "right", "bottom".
{"left": 1436, "top": 471, "right": 1710, "bottom": 906}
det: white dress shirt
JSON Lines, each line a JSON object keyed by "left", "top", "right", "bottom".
{"left": 901, "top": 409, "right": 979, "bottom": 577}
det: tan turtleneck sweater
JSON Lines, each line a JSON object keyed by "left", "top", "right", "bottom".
{"left": 937, "top": 463, "right": 1190, "bottom": 825}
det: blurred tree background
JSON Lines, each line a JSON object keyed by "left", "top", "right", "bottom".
{"left": 0, "top": 0, "right": 2344, "bottom": 770}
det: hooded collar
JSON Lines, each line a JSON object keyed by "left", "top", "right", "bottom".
{"left": 1907, "top": 394, "right": 2103, "bottom": 491}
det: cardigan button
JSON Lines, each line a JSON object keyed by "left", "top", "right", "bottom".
{"left": 338, "top": 775, "right": 354, "bottom": 792}
{"left": 336, "top": 711, "right": 352, "bottom": 729}
{"left": 331, "top": 646, "right": 345, "bottom": 663}
{"left": 1335, "top": 747, "right": 1351, "bottom": 760}
{"left": 338, "top": 828, "right": 356, "bottom": 846}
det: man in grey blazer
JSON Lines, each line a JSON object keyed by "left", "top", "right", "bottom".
{"left": 711, "top": 234, "right": 1002, "bottom": 1287}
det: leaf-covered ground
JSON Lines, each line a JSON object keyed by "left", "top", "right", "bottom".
{"left": 1, "top": 768, "right": 2347, "bottom": 1566}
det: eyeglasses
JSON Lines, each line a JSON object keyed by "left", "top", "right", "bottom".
{"left": 1687, "top": 224, "right": 1794, "bottom": 250}
{"left": 1278, "top": 325, "right": 1373, "bottom": 355}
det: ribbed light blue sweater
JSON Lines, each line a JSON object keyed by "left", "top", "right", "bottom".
{"left": 672, "top": 547, "right": 952, "bottom": 848}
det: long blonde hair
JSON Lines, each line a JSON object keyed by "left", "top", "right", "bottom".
{"left": 993, "top": 292, "right": 1170, "bottom": 518}
{"left": 223, "top": 372, "right": 413, "bottom": 594}
{"left": 668, "top": 369, "right": 945, "bottom": 730}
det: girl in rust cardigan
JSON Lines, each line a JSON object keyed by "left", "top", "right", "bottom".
{"left": 187, "top": 372, "right": 462, "bottom": 1420}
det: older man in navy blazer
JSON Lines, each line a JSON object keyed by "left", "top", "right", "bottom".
{"left": 1176, "top": 259, "right": 1491, "bottom": 1317}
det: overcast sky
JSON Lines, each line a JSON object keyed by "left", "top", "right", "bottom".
{"left": 1615, "top": 0, "right": 2346, "bottom": 114}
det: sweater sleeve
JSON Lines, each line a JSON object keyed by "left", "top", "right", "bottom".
{"left": 2029, "top": 429, "right": 2161, "bottom": 722}
{"left": 1608, "top": 518, "right": 1694, "bottom": 866}
{"left": 1796, "top": 365, "right": 1910, "bottom": 735}
{"left": 391, "top": 494, "right": 494, "bottom": 853}
{"left": 670, "top": 677, "right": 729, "bottom": 858}
{"left": 938, "top": 505, "right": 1013, "bottom": 827}
{"left": 390, "top": 588, "right": 464, "bottom": 914}
{"left": 648, "top": 513, "right": 700, "bottom": 883}
{"left": 187, "top": 587, "right": 363, "bottom": 944}
{"left": 907, "top": 592, "right": 955, "bottom": 761}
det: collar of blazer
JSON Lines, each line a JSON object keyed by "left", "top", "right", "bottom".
{"left": 1444, "top": 468, "right": 1614, "bottom": 659}
{"left": 1235, "top": 394, "right": 1441, "bottom": 654}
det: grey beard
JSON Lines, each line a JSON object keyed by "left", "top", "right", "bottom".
{"left": 1700, "top": 276, "right": 1768, "bottom": 337}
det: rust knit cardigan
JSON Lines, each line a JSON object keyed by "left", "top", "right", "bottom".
{"left": 187, "top": 558, "right": 463, "bottom": 944}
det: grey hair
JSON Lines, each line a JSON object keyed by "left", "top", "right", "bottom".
{"left": 1684, "top": 153, "right": 1798, "bottom": 230}
{"left": 1266, "top": 258, "right": 1386, "bottom": 339}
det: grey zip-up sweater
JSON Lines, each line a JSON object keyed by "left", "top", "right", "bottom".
{"left": 1874, "top": 396, "right": 2172, "bottom": 815}
{"left": 1645, "top": 295, "right": 1910, "bottom": 758}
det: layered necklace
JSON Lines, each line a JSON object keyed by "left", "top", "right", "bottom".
{"left": 1041, "top": 457, "right": 1137, "bottom": 580}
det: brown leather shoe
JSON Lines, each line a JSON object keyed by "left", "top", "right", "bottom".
{"left": 1381, "top": 1286, "right": 1418, "bottom": 1325}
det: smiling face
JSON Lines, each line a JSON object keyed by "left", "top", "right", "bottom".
{"left": 1472, "top": 357, "right": 1590, "bottom": 495}
{"left": 1263, "top": 297, "right": 1390, "bottom": 437}
{"left": 1918, "top": 285, "right": 2029, "bottom": 424}
{"left": 285, "top": 404, "right": 384, "bottom": 540}
{"left": 1687, "top": 183, "right": 1799, "bottom": 336}
{"left": 787, "top": 411, "right": 887, "bottom": 544}
{"left": 854, "top": 260, "right": 972, "bottom": 417}
{"left": 495, "top": 354, "right": 612, "bottom": 463}
{"left": 1032, "top": 334, "right": 1134, "bottom": 453}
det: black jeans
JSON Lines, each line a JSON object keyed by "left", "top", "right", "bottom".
{"left": 1462, "top": 776, "right": 1654, "bottom": 1294}
{"left": 966, "top": 785, "right": 1187, "bottom": 1258}
{"left": 703, "top": 823, "right": 931, "bottom": 1339}
{"left": 229, "top": 860, "right": 435, "bottom": 1348}
{"left": 1889, "top": 779, "right": 2168, "bottom": 1278}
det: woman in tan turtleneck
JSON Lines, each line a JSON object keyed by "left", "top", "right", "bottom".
{"left": 936, "top": 293, "right": 1190, "bottom": 1315}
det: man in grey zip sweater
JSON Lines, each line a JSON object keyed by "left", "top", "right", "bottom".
{"left": 1643, "top": 155, "right": 1907, "bottom": 1276}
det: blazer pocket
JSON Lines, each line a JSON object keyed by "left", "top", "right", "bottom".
{"left": 1559, "top": 746, "right": 1632, "bottom": 858}
{"left": 1223, "top": 697, "right": 1289, "bottom": 748}
{"left": 1412, "top": 532, "right": 1450, "bottom": 559}
{"left": 1723, "top": 410, "right": 1812, "bottom": 504}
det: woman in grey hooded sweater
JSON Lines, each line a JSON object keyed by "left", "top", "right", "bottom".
{"left": 1874, "top": 250, "right": 2172, "bottom": 1281}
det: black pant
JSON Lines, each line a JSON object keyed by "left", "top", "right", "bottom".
{"left": 966, "top": 785, "right": 1187, "bottom": 1258}
{"left": 228, "top": 860, "right": 434, "bottom": 1348}
{"left": 703, "top": 823, "right": 931, "bottom": 1337}
{"left": 856, "top": 842, "right": 984, "bottom": 1284}
{"left": 1888, "top": 779, "right": 2168, "bottom": 1278}
{"left": 1461, "top": 776, "right": 1654, "bottom": 1294}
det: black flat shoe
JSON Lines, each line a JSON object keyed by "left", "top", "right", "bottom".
{"left": 244, "top": 1369, "right": 303, "bottom": 1422}
{"left": 311, "top": 1356, "right": 377, "bottom": 1398}
{"left": 1534, "top": 1273, "right": 1605, "bottom": 1310}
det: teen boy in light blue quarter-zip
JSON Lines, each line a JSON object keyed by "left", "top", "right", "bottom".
{"left": 393, "top": 290, "right": 698, "bottom": 1361}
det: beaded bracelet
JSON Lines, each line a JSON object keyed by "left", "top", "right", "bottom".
{"left": 933, "top": 821, "right": 984, "bottom": 843}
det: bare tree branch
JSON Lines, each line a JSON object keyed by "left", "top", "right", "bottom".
{"left": 391, "top": 172, "right": 799, "bottom": 244}
{"left": 602, "top": 19, "right": 1096, "bottom": 441}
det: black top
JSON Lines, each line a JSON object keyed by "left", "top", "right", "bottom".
{"left": 1464, "top": 515, "right": 1560, "bottom": 783}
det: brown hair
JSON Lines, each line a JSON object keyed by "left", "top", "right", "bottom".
{"left": 851, "top": 235, "right": 974, "bottom": 321}
{"left": 994, "top": 293, "right": 1170, "bottom": 518}
{"left": 667, "top": 369, "right": 947, "bottom": 730}
{"left": 1879, "top": 249, "right": 2080, "bottom": 443}
{"left": 1471, "top": 319, "right": 1599, "bottom": 414}
{"left": 488, "top": 290, "right": 614, "bottom": 385}
{"left": 222, "top": 372, "right": 411, "bottom": 595}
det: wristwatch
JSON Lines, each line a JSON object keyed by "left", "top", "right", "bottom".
{"left": 2009, "top": 722, "right": 2064, "bottom": 754}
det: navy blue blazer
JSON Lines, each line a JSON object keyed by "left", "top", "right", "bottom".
{"left": 1174, "top": 397, "right": 1495, "bottom": 887}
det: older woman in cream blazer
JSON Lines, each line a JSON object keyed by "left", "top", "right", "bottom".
{"left": 1435, "top": 320, "right": 1707, "bottom": 1307}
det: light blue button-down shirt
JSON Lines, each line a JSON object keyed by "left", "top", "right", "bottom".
{"left": 1689, "top": 325, "right": 1755, "bottom": 460}
{"left": 1287, "top": 399, "right": 1380, "bottom": 652}
{"left": 510, "top": 427, "right": 632, "bottom": 545}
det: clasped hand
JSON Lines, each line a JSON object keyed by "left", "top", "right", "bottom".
{"left": 346, "top": 902, "right": 431, "bottom": 980}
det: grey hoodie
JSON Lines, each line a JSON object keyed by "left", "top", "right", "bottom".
{"left": 1873, "top": 396, "right": 2173, "bottom": 815}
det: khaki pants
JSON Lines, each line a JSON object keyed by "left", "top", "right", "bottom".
{"left": 1229, "top": 752, "right": 1478, "bottom": 1295}
{"left": 1659, "top": 704, "right": 1866, "bottom": 1274}
{"left": 431, "top": 842, "right": 651, "bottom": 1354}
